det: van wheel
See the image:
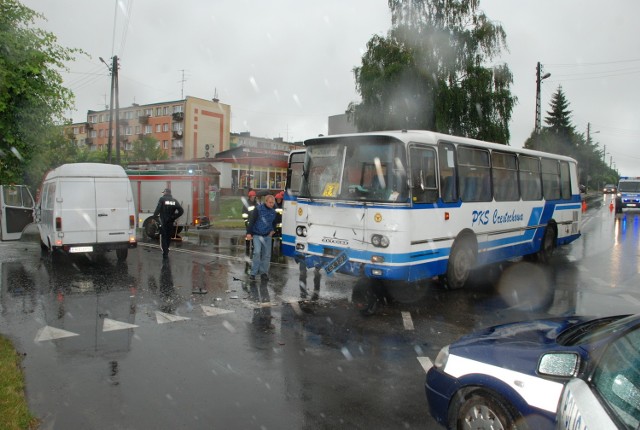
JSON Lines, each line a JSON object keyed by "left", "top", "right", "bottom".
{"left": 445, "top": 236, "right": 476, "bottom": 290}
{"left": 116, "top": 248, "right": 128, "bottom": 261}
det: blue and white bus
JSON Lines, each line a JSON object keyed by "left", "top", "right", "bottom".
{"left": 283, "top": 130, "right": 581, "bottom": 293}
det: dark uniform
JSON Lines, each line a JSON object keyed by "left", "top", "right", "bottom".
{"left": 153, "top": 188, "right": 184, "bottom": 258}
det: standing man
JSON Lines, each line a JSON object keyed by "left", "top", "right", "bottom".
{"left": 153, "top": 188, "right": 184, "bottom": 258}
{"left": 246, "top": 194, "right": 277, "bottom": 281}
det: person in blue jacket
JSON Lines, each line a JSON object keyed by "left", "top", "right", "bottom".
{"left": 245, "top": 194, "right": 277, "bottom": 281}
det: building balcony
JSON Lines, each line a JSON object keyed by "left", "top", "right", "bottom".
{"left": 138, "top": 115, "right": 149, "bottom": 125}
{"left": 172, "top": 112, "right": 184, "bottom": 122}
{"left": 172, "top": 130, "right": 183, "bottom": 139}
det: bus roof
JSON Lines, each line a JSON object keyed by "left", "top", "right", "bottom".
{"left": 304, "top": 130, "right": 578, "bottom": 163}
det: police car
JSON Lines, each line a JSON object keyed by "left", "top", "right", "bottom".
{"left": 425, "top": 314, "right": 640, "bottom": 429}
{"left": 615, "top": 177, "right": 640, "bottom": 213}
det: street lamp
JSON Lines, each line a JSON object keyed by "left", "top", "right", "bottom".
{"left": 535, "top": 62, "right": 551, "bottom": 134}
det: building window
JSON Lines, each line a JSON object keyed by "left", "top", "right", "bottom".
{"left": 135, "top": 125, "right": 140, "bottom": 134}
{"left": 163, "top": 123, "right": 169, "bottom": 132}
{"left": 144, "top": 125, "right": 152, "bottom": 134}
{"left": 173, "top": 105, "right": 183, "bottom": 113}
{"left": 90, "top": 130, "right": 97, "bottom": 138}
{"left": 172, "top": 122, "right": 183, "bottom": 132}
{"left": 156, "top": 124, "right": 161, "bottom": 133}
{"left": 89, "top": 115, "right": 97, "bottom": 123}
{"left": 163, "top": 140, "right": 169, "bottom": 149}
{"left": 99, "top": 129, "right": 104, "bottom": 138}
{"left": 144, "top": 108, "right": 152, "bottom": 116}
{"left": 156, "top": 107, "right": 162, "bottom": 116}
{"left": 125, "top": 126, "right": 132, "bottom": 135}
{"left": 163, "top": 106, "right": 169, "bottom": 115}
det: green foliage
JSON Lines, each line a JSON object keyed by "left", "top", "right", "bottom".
{"left": 0, "top": 0, "right": 83, "bottom": 185}
{"left": 350, "top": 0, "right": 516, "bottom": 143}
{"left": 124, "top": 135, "right": 168, "bottom": 163}
{"left": 524, "top": 86, "right": 617, "bottom": 189}
{"left": 23, "top": 124, "right": 80, "bottom": 189}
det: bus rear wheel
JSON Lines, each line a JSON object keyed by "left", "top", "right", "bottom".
{"left": 445, "top": 237, "right": 476, "bottom": 290}
{"left": 536, "top": 226, "right": 556, "bottom": 264}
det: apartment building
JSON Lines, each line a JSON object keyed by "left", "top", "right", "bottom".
{"left": 82, "top": 96, "right": 230, "bottom": 160}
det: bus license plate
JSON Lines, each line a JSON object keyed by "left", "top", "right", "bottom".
{"left": 69, "top": 246, "right": 93, "bottom": 253}
{"left": 324, "top": 250, "right": 347, "bottom": 275}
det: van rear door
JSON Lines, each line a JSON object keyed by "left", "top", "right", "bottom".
{"left": 59, "top": 179, "right": 98, "bottom": 245}
{"left": 0, "top": 185, "right": 35, "bottom": 240}
{"left": 95, "top": 178, "right": 133, "bottom": 244}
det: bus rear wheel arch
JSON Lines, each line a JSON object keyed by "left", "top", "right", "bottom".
{"left": 535, "top": 224, "right": 557, "bottom": 264}
{"left": 444, "top": 232, "right": 477, "bottom": 290}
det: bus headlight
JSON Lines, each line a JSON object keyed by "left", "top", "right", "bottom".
{"left": 371, "top": 234, "right": 389, "bottom": 248}
{"left": 296, "top": 226, "right": 307, "bottom": 237}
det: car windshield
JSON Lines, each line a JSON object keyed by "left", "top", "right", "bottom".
{"left": 557, "top": 315, "right": 638, "bottom": 346}
{"left": 618, "top": 181, "right": 640, "bottom": 192}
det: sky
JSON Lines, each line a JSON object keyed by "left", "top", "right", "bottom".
{"left": 22, "top": 0, "right": 640, "bottom": 177}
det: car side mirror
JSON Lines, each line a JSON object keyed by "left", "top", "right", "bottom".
{"left": 538, "top": 352, "right": 579, "bottom": 377}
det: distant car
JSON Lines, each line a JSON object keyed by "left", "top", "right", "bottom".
{"left": 603, "top": 184, "right": 617, "bottom": 193}
{"left": 425, "top": 314, "right": 640, "bottom": 430}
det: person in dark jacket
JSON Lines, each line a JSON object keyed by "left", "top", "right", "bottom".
{"left": 153, "top": 188, "right": 184, "bottom": 258}
{"left": 246, "top": 194, "right": 277, "bottom": 281}
{"left": 242, "top": 189, "right": 258, "bottom": 256}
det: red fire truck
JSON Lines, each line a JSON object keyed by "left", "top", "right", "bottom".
{"left": 125, "top": 161, "right": 219, "bottom": 240}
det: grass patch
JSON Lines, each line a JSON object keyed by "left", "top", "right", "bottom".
{"left": 0, "top": 335, "right": 38, "bottom": 429}
{"left": 212, "top": 197, "right": 246, "bottom": 229}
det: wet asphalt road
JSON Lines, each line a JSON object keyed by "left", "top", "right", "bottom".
{"left": 1, "top": 194, "right": 640, "bottom": 429}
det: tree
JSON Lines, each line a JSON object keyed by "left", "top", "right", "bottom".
{"left": 24, "top": 125, "right": 80, "bottom": 188}
{"left": 124, "top": 135, "right": 168, "bottom": 163}
{"left": 349, "top": 0, "right": 516, "bottom": 143}
{"left": 0, "top": 0, "right": 82, "bottom": 184}
{"left": 524, "top": 86, "right": 617, "bottom": 189}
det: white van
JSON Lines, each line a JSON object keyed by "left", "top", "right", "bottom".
{"left": 35, "top": 163, "right": 137, "bottom": 261}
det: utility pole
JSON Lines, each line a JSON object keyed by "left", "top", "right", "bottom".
{"left": 535, "top": 62, "right": 551, "bottom": 134}
{"left": 101, "top": 56, "right": 120, "bottom": 164}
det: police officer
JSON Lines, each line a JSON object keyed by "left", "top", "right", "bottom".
{"left": 153, "top": 188, "right": 184, "bottom": 258}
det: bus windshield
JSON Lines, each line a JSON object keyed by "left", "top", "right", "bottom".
{"left": 300, "top": 136, "right": 408, "bottom": 202}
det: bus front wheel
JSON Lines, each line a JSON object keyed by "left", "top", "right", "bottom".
{"left": 445, "top": 237, "right": 476, "bottom": 290}
{"left": 352, "top": 278, "right": 387, "bottom": 316}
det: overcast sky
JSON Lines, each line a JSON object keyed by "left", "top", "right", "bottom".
{"left": 22, "top": 0, "right": 640, "bottom": 177}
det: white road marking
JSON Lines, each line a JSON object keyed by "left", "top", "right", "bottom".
{"left": 35, "top": 326, "right": 79, "bottom": 342}
{"left": 155, "top": 311, "right": 190, "bottom": 324}
{"left": 201, "top": 305, "right": 235, "bottom": 317}
{"left": 402, "top": 311, "right": 414, "bottom": 330}
{"left": 103, "top": 318, "right": 138, "bottom": 332}
{"left": 417, "top": 356, "right": 434, "bottom": 373}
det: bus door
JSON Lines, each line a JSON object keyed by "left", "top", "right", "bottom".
{"left": 282, "top": 149, "right": 306, "bottom": 257}
{"left": 0, "top": 185, "right": 35, "bottom": 241}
